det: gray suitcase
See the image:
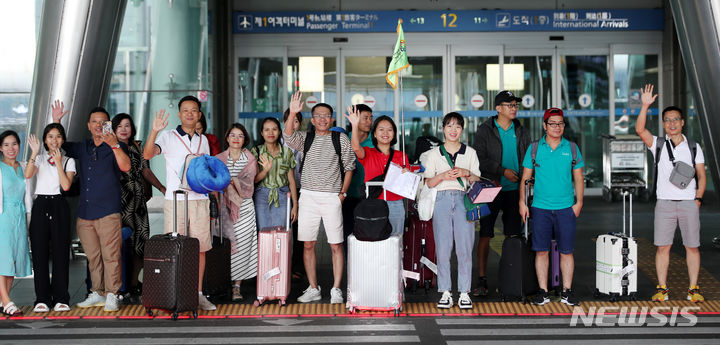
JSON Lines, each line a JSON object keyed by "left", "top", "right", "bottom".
{"left": 346, "top": 234, "right": 403, "bottom": 315}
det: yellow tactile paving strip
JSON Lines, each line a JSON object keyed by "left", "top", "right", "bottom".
{"left": 3, "top": 300, "right": 719, "bottom": 320}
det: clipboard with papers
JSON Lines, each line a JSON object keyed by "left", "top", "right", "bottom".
{"left": 383, "top": 163, "right": 421, "bottom": 200}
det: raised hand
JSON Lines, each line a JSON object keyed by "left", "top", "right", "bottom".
{"left": 51, "top": 100, "right": 69, "bottom": 123}
{"left": 49, "top": 148, "right": 63, "bottom": 165}
{"left": 289, "top": 91, "right": 304, "bottom": 114}
{"left": 344, "top": 105, "right": 360, "bottom": 128}
{"left": 27, "top": 134, "right": 40, "bottom": 155}
{"left": 102, "top": 130, "right": 119, "bottom": 147}
{"left": 152, "top": 109, "right": 169, "bottom": 133}
{"left": 259, "top": 154, "right": 273, "bottom": 171}
{"left": 640, "top": 84, "right": 658, "bottom": 106}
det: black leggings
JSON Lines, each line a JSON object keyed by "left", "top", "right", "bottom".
{"left": 29, "top": 195, "right": 71, "bottom": 306}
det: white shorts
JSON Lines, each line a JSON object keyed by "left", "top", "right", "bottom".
{"left": 298, "top": 189, "right": 344, "bottom": 244}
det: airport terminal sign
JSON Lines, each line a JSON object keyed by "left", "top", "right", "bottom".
{"left": 233, "top": 9, "right": 663, "bottom": 33}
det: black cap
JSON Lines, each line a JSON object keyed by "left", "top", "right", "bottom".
{"left": 495, "top": 90, "right": 522, "bottom": 106}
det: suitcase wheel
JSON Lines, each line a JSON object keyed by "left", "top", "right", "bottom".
{"left": 609, "top": 293, "right": 618, "bottom": 302}
{"left": 146, "top": 308, "right": 153, "bottom": 317}
{"left": 424, "top": 280, "right": 431, "bottom": 294}
{"left": 253, "top": 300, "right": 261, "bottom": 307}
{"left": 593, "top": 289, "right": 602, "bottom": 299}
{"left": 278, "top": 299, "right": 286, "bottom": 306}
{"left": 348, "top": 307, "right": 355, "bottom": 314}
{"left": 172, "top": 312, "right": 179, "bottom": 321}
{"left": 628, "top": 292, "right": 637, "bottom": 301}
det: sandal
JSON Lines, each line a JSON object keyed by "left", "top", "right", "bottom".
{"left": 53, "top": 303, "right": 71, "bottom": 312}
{"left": 33, "top": 303, "right": 50, "bottom": 313}
{"left": 2, "top": 302, "right": 23, "bottom": 317}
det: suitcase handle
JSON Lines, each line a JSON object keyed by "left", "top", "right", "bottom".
{"left": 285, "top": 192, "right": 291, "bottom": 231}
{"left": 173, "top": 190, "right": 189, "bottom": 237}
{"left": 523, "top": 179, "right": 534, "bottom": 239}
{"left": 622, "top": 191, "right": 633, "bottom": 237}
{"left": 365, "top": 181, "right": 387, "bottom": 200}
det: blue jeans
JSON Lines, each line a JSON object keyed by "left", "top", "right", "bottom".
{"left": 387, "top": 200, "right": 406, "bottom": 237}
{"left": 432, "top": 190, "right": 475, "bottom": 293}
{"left": 254, "top": 185, "right": 290, "bottom": 230}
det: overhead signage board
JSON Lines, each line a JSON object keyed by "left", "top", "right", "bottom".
{"left": 234, "top": 9, "right": 663, "bottom": 34}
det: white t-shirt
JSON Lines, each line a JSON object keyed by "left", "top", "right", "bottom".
{"left": 650, "top": 135, "right": 705, "bottom": 200}
{"left": 34, "top": 152, "right": 76, "bottom": 195}
{"left": 155, "top": 128, "right": 210, "bottom": 200}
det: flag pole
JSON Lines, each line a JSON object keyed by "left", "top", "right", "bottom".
{"left": 400, "top": 74, "right": 405, "bottom": 167}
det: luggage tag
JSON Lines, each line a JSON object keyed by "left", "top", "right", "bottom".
{"left": 263, "top": 267, "right": 281, "bottom": 281}
{"left": 420, "top": 256, "right": 438, "bottom": 275}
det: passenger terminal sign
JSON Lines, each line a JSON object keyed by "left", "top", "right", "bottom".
{"left": 233, "top": 9, "right": 663, "bottom": 33}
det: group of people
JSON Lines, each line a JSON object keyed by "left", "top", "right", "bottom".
{"left": 0, "top": 84, "right": 706, "bottom": 316}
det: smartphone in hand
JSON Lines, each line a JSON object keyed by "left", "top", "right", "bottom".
{"left": 102, "top": 121, "right": 112, "bottom": 135}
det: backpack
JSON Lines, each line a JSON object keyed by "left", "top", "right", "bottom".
{"left": 353, "top": 149, "right": 394, "bottom": 242}
{"left": 530, "top": 139, "right": 579, "bottom": 170}
{"left": 413, "top": 135, "right": 443, "bottom": 164}
{"left": 652, "top": 136, "right": 698, "bottom": 193}
{"left": 298, "top": 130, "right": 345, "bottom": 182}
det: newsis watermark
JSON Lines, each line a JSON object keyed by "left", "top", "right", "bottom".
{"left": 570, "top": 306, "right": 700, "bottom": 327}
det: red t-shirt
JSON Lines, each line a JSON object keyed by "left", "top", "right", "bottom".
{"left": 359, "top": 146, "right": 409, "bottom": 201}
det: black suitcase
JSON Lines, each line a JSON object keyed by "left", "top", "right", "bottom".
{"left": 202, "top": 195, "right": 231, "bottom": 298}
{"left": 143, "top": 190, "right": 199, "bottom": 320}
{"left": 497, "top": 179, "right": 538, "bottom": 303}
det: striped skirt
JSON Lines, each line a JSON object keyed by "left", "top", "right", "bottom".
{"left": 230, "top": 198, "right": 258, "bottom": 281}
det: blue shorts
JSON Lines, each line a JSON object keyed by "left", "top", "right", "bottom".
{"left": 530, "top": 207, "right": 576, "bottom": 254}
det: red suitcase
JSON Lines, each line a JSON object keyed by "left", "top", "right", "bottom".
{"left": 254, "top": 194, "right": 292, "bottom": 306}
{"left": 403, "top": 199, "right": 437, "bottom": 293}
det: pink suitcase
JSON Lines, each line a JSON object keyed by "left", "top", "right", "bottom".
{"left": 254, "top": 194, "right": 292, "bottom": 307}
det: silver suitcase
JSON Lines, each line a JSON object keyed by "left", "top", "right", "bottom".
{"left": 595, "top": 191, "right": 638, "bottom": 301}
{"left": 346, "top": 234, "right": 403, "bottom": 315}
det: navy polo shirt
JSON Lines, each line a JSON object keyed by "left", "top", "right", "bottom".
{"left": 63, "top": 139, "right": 128, "bottom": 220}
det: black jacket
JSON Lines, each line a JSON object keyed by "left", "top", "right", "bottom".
{"left": 472, "top": 115, "right": 531, "bottom": 182}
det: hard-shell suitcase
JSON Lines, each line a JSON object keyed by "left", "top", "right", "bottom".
{"left": 143, "top": 190, "right": 199, "bottom": 320}
{"left": 255, "top": 194, "right": 292, "bottom": 306}
{"left": 497, "top": 179, "right": 538, "bottom": 303}
{"left": 595, "top": 191, "right": 638, "bottom": 301}
{"left": 346, "top": 234, "right": 403, "bottom": 315}
{"left": 202, "top": 195, "right": 231, "bottom": 298}
{"left": 403, "top": 199, "right": 436, "bottom": 293}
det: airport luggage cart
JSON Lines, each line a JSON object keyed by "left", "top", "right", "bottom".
{"left": 601, "top": 134, "right": 650, "bottom": 202}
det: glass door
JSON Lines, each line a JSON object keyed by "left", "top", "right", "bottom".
{"left": 503, "top": 52, "right": 553, "bottom": 140}
{"left": 560, "top": 53, "right": 610, "bottom": 188}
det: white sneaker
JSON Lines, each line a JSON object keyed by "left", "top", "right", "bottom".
{"left": 437, "top": 291, "right": 453, "bottom": 309}
{"left": 458, "top": 292, "right": 473, "bottom": 309}
{"left": 104, "top": 293, "right": 119, "bottom": 312}
{"left": 330, "top": 287, "right": 343, "bottom": 304}
{"left": 53, "top": 303, "right": 71, "bottom": 312}
{"left": 198, "top": 293, "right": 217, "bottom": 311}
{"left": 297, "top": 286, "right": 322, "bottom": 303}
{"left": 77, "top": 292, "right": 106, "bottom": 308}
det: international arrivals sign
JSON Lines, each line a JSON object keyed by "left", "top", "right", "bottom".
{"left": 233, "top": 9, "right": 663, "bottom": 33}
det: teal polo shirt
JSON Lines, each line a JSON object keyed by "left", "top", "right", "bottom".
{"left": 347, "top": 132, "right": 374, "bottom": 198}
{"left": 522, "top": 136, "right": 584, "bottom": 210}
{"left": 495, "top": 119, "right": 519, "bottom": 191}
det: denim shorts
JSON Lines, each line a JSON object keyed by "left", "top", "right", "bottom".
{"left": 530, "top": 206, "right": 576, "bottom": 254}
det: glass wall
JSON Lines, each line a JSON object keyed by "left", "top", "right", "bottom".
{"left": 0, "top": 0, "right": 43, "bottom": 144}
{"left": 505, "top": 55, "right": 553, "bottom": 140}
{"left": 345, "top": 56, "right": 394, "bottom": 116}
{"left": 454, "top": 56, "right": 499, "bottom": 147}
{"left": 286, "top": 56, "right": 337, "bottom": 143}
{"left": 561, "top": 55, "right": 609, "bottom": 187}
{"left": 107, "top": 0, "right": 213, "bottom": 141}
{"left": 236, "top": 57, "right": 283, "bottom": 145}
{"left": 400, "top": 56, "right": 443, "bottom": 160}
{"left": 613, "top": 54, "right": 659, "bottom": 135}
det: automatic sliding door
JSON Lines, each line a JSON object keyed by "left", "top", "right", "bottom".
{"left": 237, "top": 57, "right": 283, "bottom": 145}
{"left": 400, "top": 56, "right": 443, "bottom": 161}
{"left": 287, "top": 56, "right": 338, "bottom": 130}
{"left": 561, "top": 55, "right": 610, "bottom": 187}
{"left": 454, "top": 56, "right": 499, "bottom": 147}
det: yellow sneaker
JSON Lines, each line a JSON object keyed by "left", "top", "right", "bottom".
{"left": 687, "top": 286, "right": 705, "bottom": 303}
{"left": 652, "top": 285, "right": 668, "bottom": 302}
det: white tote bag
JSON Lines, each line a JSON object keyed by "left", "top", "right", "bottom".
{"left": 416, "top": 182, "right": 437, "bottom": 221}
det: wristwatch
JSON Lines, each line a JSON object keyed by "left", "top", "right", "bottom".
{"left": 340, "top": 192, "right": 347, "bottom": 197}
{"left": 112, "top": 143, "right": 120, "bottom": 149}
